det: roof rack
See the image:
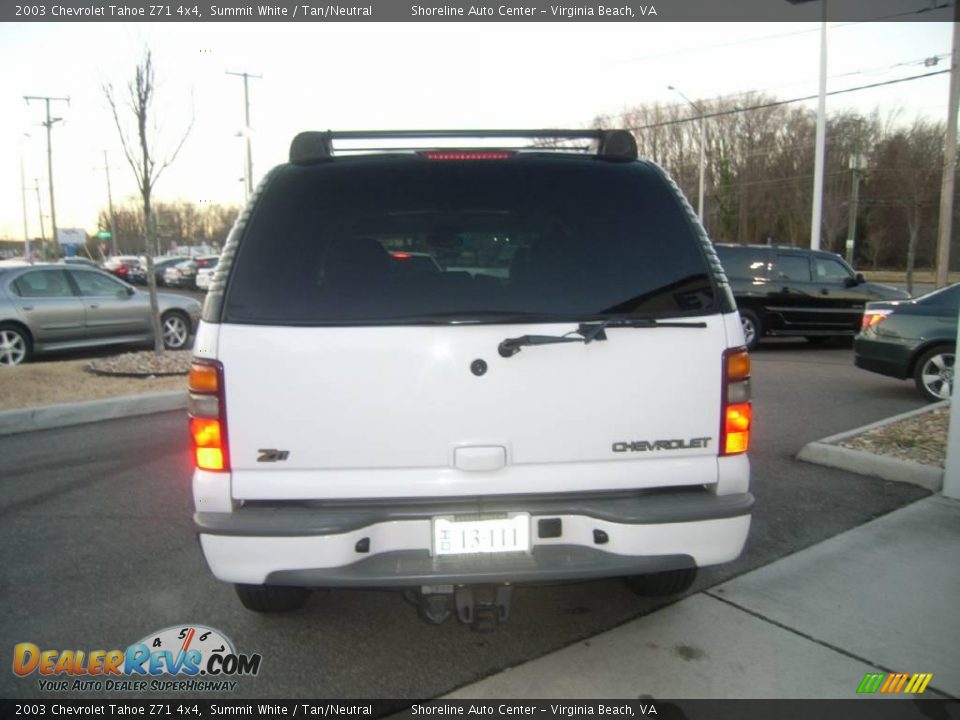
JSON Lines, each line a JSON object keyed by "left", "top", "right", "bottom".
{"left": 288, "top": 129, "right": 637, "bottom": 164}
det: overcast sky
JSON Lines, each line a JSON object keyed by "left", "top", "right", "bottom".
{"left": 0, "top": 18, "right": 952, "bottom": 242}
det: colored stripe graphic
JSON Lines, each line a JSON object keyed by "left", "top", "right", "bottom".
{"left": 857, "top": 672, "right": 933, "bottom": 694}
{"left": 904, "top": 673, "right": 933, "bottom": 694}
{"left": 857, "top": 673, "right": 885, "bottom": 693}
{"left": 880, "top": 673, "right": 908, "bottom": 693}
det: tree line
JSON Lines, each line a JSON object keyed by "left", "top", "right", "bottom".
{"left": 92, "top": 199, "right": 240, "bottom": 258}
{"left": 594, "top": 94, "right": 956, "bottom": 273}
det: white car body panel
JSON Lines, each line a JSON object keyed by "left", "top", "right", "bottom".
{"left": 216, "top": 317, "right": 732, "bottom": 500}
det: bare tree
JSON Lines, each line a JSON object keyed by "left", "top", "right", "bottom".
{"left": 867, "top": 121, "right": 944, "bottom": 292}
{"left": 103, "top": 48, "right": 193, "bottom": 354}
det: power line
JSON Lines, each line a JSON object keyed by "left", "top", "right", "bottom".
{"left": 613, "top": 4, "right": 952, "bottom": 68}
{"left": 629, "top": 69, "right": 951, "bottom": 131}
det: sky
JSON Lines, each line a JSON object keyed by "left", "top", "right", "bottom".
{"left": 0, "top": 15, "right": 953, "bottom": 242}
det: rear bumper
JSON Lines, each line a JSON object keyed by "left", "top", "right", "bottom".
{"left": 853, "top": 337, "right": 912, "bottom": 380}
{"left": 196, "top": 490, "right": 753, "bottom": 587}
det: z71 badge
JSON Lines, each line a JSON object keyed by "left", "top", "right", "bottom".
{"left": 257, "top": 449, "right": 290, "bottom": 462}
{"left": 612, "top": 437, "right": 711, "bottom": 452}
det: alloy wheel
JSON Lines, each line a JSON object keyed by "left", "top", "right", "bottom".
{"left": 0, "top": 329, "right": 27, "bottom": 367}
{"left": 919, "top": 351, "right": 955, "bottom": 401}
{"left": 162, "top": 315, "right": 189, "bottom": 350}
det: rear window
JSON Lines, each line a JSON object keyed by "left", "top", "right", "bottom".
{"left": 223, "top": 156, "right": 719, "bottom": 325}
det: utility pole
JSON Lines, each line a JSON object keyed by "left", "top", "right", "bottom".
{"left": 845, "top": 153, "right": 866, "bottom": 265}
{"left": 226, "top": 70, "right": 262, "bottom": 200}
{"left": 34, "top": 179, "right": 47, "bottom": 260}
{"left": 24, "top": 95, "right": 69, "bottom": 257}
{"left": 935, "top": 3, "right": 960, "bottom": 288}
{"left": 103, "top": 150, "right": 119, "bottom": 256}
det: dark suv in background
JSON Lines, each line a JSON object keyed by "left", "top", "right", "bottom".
{"left": 714, "top": 244, "right": 910, "bottom": 349}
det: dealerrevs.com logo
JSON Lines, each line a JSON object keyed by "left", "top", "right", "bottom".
{"left": 13, "top": 624, "right": 262, "bottom": 692}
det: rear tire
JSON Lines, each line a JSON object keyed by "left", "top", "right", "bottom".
{"left": 234, "top": 584, "right": 310, "bottom": 612}
{"left": 0, "top": 323, "right": 32, "bottom": 367}
{"left": 160, "top": 311, "right": 191, "bottom": 350}
{"left": 739, "top": 310, "right": 761, "bottom": 351}
{"left": 625, "top": 567, "right": 697, "bottom": 597}
{"left": 913, "top": 346, "right": 955, "bottom": 403}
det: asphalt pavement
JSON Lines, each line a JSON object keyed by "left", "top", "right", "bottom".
{"left": 448, "top": 493, "right": 959, "bottom": 700}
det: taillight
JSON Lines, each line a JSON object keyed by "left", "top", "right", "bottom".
{"left": 391, "top": 252, "right": 412, "bottom": 260}
{"left": 721, "top": 348, "right": 751, "bottom": 456}
{"left": 188, "top": 359, "right": 229, "bottom": 472}
{"left": 861, "top": 309, "right": 892, "bottom": 332}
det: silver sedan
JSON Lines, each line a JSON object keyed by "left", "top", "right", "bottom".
{"left": 0, "top": 264, "right": 202, "bottom": 367}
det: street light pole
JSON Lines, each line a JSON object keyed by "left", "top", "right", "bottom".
{"left": 226, "top": 70, "right": 262, "bottom": 200}
{"left": 33, "top": 179, "right": 47, "bottom": 260}
{"left": 103, "top": 150, "right": 118, "bottom": 256}
{"left": 811, "top": 8, "right": 828, "bottom": 251}
{"left": 668, "top": 85, "right": 706, "bottom": 225}
{"left": 785, "top": 0, "right": 828, "bottom": 251}
{"left": 20, "top": 135, "right": 31, "bottom": 259}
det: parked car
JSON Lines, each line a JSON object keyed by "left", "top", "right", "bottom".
{"left": 189, "top": 129, "right": 754, "bottom": 625}
{"left": 103, "top": 256, "right": 147, "bottom": 285}
{"left": 194, "top": 256, "right": 221, "bottom": 291}
{"left": 714, "top": 244, "right": 910, "bottom": 350}
{"left": 853, "top": 283, "right": 959, "bottom": 402}
{"left": 165, "top": 256, "right": 219, "bottom": 289}
{"left": 151, "top": 256, "right": 188, "bottom": 287}
{"left": 61, "top": 256, "right": 99, "bottom": 268}
{"left": 164, "top": 259, "right": 195, "bottom": 288}
{"left": 0, "top": 264, "right": 202, "bottom": 367}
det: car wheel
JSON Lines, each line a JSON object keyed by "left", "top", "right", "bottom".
{"left": 234, "top": 584, "right": 310, "bottom": 612}
{"left": 0, "top": 323, "right": 32, "bottom": 367}
{"left": 739, "top": 310, "right": 761, "bottom": 351}
{"left": 161, "top": 312, "right": 190, "bottom": 350}
{"left": 914, "top": 346, "right": 955, "bottom": 402}
{"left": 625, "top": 567, "right": 697, "bottom": 597}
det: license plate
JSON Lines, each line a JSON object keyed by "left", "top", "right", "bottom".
{"left": 432, "top": 514, "right": 530, "bottom": 556}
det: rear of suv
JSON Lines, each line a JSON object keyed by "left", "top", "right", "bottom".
{"left": 190, "top": 130, "right": 753, "bottom": 628}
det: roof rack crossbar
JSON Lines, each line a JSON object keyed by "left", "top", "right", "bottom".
{"left": 289, "top": 129, "right": 637, "bottom": 164}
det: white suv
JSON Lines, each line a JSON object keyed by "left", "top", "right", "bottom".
{"left": 189, "top": 130, "right": 753, "bottom": 628}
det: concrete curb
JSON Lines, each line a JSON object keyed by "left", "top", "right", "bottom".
{"left": 0, "top": 391, "right": 188, "bottom": 437}
{"left": 796, "top": 401, "right": 947, "bottom": 492}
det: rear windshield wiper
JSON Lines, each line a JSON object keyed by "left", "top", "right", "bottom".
{"left": 498, "top": 318, "right": 707, "bottom": 358}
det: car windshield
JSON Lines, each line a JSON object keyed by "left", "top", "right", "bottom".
{"left": 223, "top": 156, "right": 717, "bottom": 325}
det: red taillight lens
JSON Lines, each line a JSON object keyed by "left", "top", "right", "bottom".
{"left": 721, "top": 348, "right": 751, "bottom": 456}
{"left": 391, "top": 252, "right": 412, "bottom": 260}
{"left": 421, "top": 151, "right": 514, "bottom": 161}
{"left": 724, "top": 403, "right": 752, "bottom": 454}
{"left": 189, "top": 360, "right": 228, "bottom": 472}
{"left": 861, "top": 310, "right": 892, "bottom": 332}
